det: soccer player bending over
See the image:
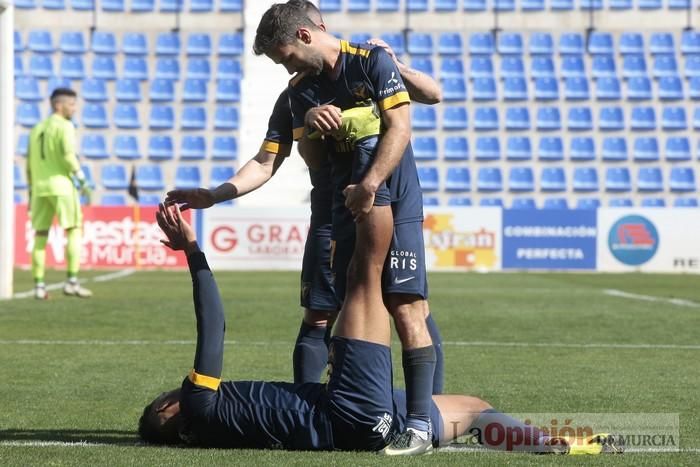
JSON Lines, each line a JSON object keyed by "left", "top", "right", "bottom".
{"left": 139, "top": 203, "right": 622, "bottom": 455}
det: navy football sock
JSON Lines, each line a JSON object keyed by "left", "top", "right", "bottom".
{"left": 469, "top": 409, "right": 550, "bottom": 452}
{"left": 425, "top": 314, "right": 444, "bottom": 394}
{"left": 403, "top": 345, "right": 437, "bottom": 434}
{"left": 293, "top": 322, "right": 329, "bottom": 384}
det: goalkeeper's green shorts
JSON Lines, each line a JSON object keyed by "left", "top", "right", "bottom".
{"left": 31, "top": 191, "right": 82, "bottom": 231}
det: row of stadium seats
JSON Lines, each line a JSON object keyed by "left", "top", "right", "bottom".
{"left": 319, "top": 0, "right": 695, "bottom": 12}
{"left": 14, "top": 31, "right": 244, "bottom": 56}
{"left": 14, "top": 0, "right": 243, "bottom": 12}
{"left": 420, "top": 196, "right": 699, "bottom": 207}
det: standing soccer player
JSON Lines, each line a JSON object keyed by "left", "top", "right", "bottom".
{"left": 26, "top": 88, "right": 92, "bottom": 299}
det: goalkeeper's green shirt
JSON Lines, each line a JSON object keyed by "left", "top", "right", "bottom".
{"left": 27, "top": 114, "right": 80, "bottom": 197}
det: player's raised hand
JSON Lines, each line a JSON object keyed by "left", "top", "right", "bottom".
{"left": 305, "top": 105, "right": 342, "bottom": 135}
{"left": 343, "top": 183, "right": 375, "bottom": 223}
{"left": 164, "top": 188, "right": 215, "bottom": 211}
{"left": 156, "top": 203, "right": 197, "bottom": 251}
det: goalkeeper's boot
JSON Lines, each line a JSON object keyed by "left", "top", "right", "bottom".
{"left": 64, "top": 281, "right": 93, "bottom": 298}
{"left": 34, "top": 285, "right": 48, "bottom": 300}
{"left": 548, "top": 433, "right": 625, "bottom": 455}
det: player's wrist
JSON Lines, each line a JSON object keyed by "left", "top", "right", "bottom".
{"left": 184, "top": 240, "right": 201, "bottom": 256}
{"left": 360, "top": 179, "right": 379, "bottom": 194}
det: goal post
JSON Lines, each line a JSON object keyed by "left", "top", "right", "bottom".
{"left": 0, "top": 0, "right": 15, "bottom": 299}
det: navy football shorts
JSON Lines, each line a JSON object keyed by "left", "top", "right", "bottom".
{"left": 351, "top": 136, "right": 391, "bottom": 207}
{"left": 300, "top": 222, "right": 340, "bottom": 312}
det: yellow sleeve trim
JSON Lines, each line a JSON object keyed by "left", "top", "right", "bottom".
{"left": 293, "top": 127, "right": 305, "bottom": 141}
{"left": 261, "top": 140, "right": 291, "bottom": 157}
{"left": 378, "top": 91, "right": 410, "bottom": 111}
{"left": 340, "top": 39, "right": 370, "bottom": 58}
{"left": 189, "top": 369, "right": 221, "bottom": 391}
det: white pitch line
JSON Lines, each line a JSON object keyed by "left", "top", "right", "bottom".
{"left": 0, "top": 441, "right": 113, "bottom": 447}
{"left": 12, "top": 269, "right": 135, "bottom": 299}
{"left": 603, "top": 289, "right": 700, "bottom": 309}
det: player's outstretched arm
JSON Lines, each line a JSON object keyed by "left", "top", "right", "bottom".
{"left": 367, "top": 38, "right": 442, "bottom": 105}
{"left": 156, "top": 203, "right": 225, "bottom": 384}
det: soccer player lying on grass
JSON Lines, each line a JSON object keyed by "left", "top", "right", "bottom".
{"left": 139, "top": 203, "right": 623, "bottom": 455}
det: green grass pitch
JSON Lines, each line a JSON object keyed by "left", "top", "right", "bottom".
{"left": 1, "top": 268, "right": 699, "bottom": 466}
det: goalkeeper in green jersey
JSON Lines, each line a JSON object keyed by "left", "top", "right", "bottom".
{"left": 27, "top": 88, "right": 92, "bottom": 299}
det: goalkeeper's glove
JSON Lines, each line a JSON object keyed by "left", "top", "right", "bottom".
{"left": 75, "top": 170, "right": 92, "bottom": 205}
{"left": 308, "top": 104, "right": 381, "bottom": 147}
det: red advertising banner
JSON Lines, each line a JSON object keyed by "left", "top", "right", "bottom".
{"left": 14, "top": 205, "right": 189, "bottom": 269}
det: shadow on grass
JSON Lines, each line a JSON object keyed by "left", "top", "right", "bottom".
{"left": 0, "top": 429, "right": 139, "bottom": 445}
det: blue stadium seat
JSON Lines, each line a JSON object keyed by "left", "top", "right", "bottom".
{"left": 80, "top": 78, "right": 108, "bottom": 102}
{"left": 435, "top": 0, "right": 458, "bottom": 10}
{"left": 92, "top": 32, "right": 117, "bottom": 54}
{"left": 498, "top": 33, "right": 523, "bottom": 55}
{"left": 218, "top": 59, "right": 242, "bottom": 80}
{"left": 137, "top": 165, "right": 165, "bottom": 190}
{"left": 29, "top": 55, "right": 53, "bottom": 79}
{"left": 464, "top": 0, "right": 486, "bottom": 11}
{"left": 508, "top": 167, "right": 535, "bottom": 192}
{"left": 216, "top": 79, "right": 240, "bottom": 102}
{"left": 423, "top": 197, "right": 440, "bottom": 207}
{"left": 609, "top": 197, "right": 633, "bottom": 207}
{"left": 175, "top": 165, "right": 202, "bottom": 189}
{"left": 28, "top": 30, "right": 53, "bottom": 53}
{"left": 472, "top": 78, "right": 495, "bottom": 101}
{"left": 413, "top": 137, "right": 438, "bottom": 160}
{"left": 349, "top": 33, "right": 371, "bottom": 44}
{"left": 670, "top": 167, "right": 696, "bottom": 192}
{"left": 640, "top": 198, "right": 666, "bottom": 207}
{"left": 536, "top": 107, "right": 561, "bottom": 131}
{"left": 568, "top": 107, "right": 593, "bottom": 131}
{"left": 582, "top": 0, "right": 605, "bottom": 10}
{"left": 14, "top": 165, "right": 28, "bottom": 190}
{"left": 659, "top": 77, "right": 684, "bottom": 101}
{"left": 559, "top": 33, "right": 584, "bottom": 55}
{"left": 650, "top": 33, "right": 675, "bottom": 55}
{"left": 71, "top": 0, "right": 94, "bottom": 9}
{"left": 538, "top": 136, "right": 564, "bottom": 161}
{"left": 131, "top": 0, "right": 154, "bottom": 12}
{"left": 186, "top": 58, "right": 210, "bottom": 80}
{"left": 685, "top": 57, "right": 700, "bottom": 79}
{"left": 561, "top": 55, "right": 585, "bottom": 79}
{"left": 47, "top": 77, "right": 71, "bottom": 94}
{"left": 82, "top": 104, "right": 108, "bottom": 128}
{"left": 148, "top": 135, "right": 174, "bottom": 160}
{"left": 114, "top": 135, "right": 141, "bottom": 160}
{"left": 682, "top": 31, "right": 700, "bottom": 55}
{"left": 674, "top": 197, "right": 698, "bottom": 207}
{"left": 190, "top": 0, "right": 213, "bottom": 12}
{"left": 630, "top": 106, "right": 656, "bottom": 130}
{"left": 115, "top": 79, "right": 141, "bottom": 102}
{"left": 212, "top": 136, "right": 238, "bottom": 160}
{"left": 14, "top": 30, "right": 23, "bottom": 52}
{"left": 505, "top": 107, "right": 530, "bottom": 131}
{"left": 150, "top": 79, "right": 175, "bottom": 102}
{"left": 596, "top": 77, "right": 621, "bottom": 101}
{"left": 475, "top": 137, "right": 500, "bottom": 160}
{"left": 347, "top": 0, "right": 370, "bottom": 12}
{"left": 214, "top": 106, "right": 238, "bottom": 130}
{"left": 638, "top": 0, "right": 662, "bottom": 8}
{"left": 81, "top": 134, "right": 108, "bottom": 159}
{"left": 182, "top": 79, "right": 207, "bottom": 102}
{"left": 417, "top": 167, "right": 439, "bottom": 192}
{"left": 14, "top": 56, "right": 24, "bottom": 78}
{"left": 570, "top": 137, "right": 595, "bottom": 161}
{"left": 380, "top": 33, "right": 405, "bottom": 55}
{"left": 633, "top": 137, "right": 660, "bottom": 161}
{"left": 220, "top": 0, "right": 241, "bottom": 11}
{"left": 443, "top": 106, "right": 468, "bottom": 130}
{"left": 521, "top": 0, "right": 545, "bottom": 10}
{"left": 531, "top": 56, "right": 555, "bottom": 79}
{"left": 59, "top": 31, "right": 86, "bottom": 54}
{"left": 506, "top": 136, "right": 532, "bottom": 160}
{"left": 573, "top": 167, "right": 599, "bottom": 191}
{"left": 477, "top": 167, "right": 503, "bottom": 191}
{"left": 114, "top": 104, "right": 140, "bottom": 129}
{"left": 149, "top": 105, "right": 174, "bottom": 130}
{"left": 653, "top": 55, "right": 679, "bottom": 79}
{"left": 588, "top": 32, "right": 614, "bottom": 54}
{"left": 101, "top": 194, "right": 127, "bottom": 206}
{"left": 445, "top": 167, "right": 470, "bottom": 192}
{"left": 15, "top": 0, "right": 37, "bottom": 8}
{"left": 637, "top": 167, "right": 663, "bottom": 192}
{"left": 160, "top": 0, "right": 183, "bottom": 12}
{"left": 511, "top": 197, "right": 536, "bottom": 209}
{"left": 469, "top": 33, "right": 494, "bottom": 55}
{"left": 219, "top": 33, "right": 244, "bottom": 56}
{"left": 180, "top": 135, "right": 206, "bottom": 160}
{"left": 156, "top": 33, "right": 181, "bottom": 56}
{"left": 503, "top": 77, "right": 528, "bottom": 101}
{"left": 576, "top": 198, "right": 601, "bottom": 209}
{"left": 599, "top": 106, "right": 625, "bottom": 131}
{"left": 494, "top": 0, "right": 515, "bottom": 10}
{"left": 469, "top": 57, "right": 493, "bottom": 79}
{"left": 535, "top": 77, "right": 559, "bottom": 100}
{"left": 15, "top": 78, "right": 41, "bottom": 101}
{"left": 92, "top": 56, "right": 117, "bottom": 80}
{"left": 210, "top": 166, "right": 235, "bottom": 188}
{"left": 412, "top": 106, "right": 437, "bottom": 130}
{"left": 622, "top": 55, "right": 647, "bottom": 79}
{"left": 694, "top": 108, "right": 700, "bottom": 129}
{"left": 443, "top": 136, "right": 469, "bottom": 160}
{"left": 320, "top": 0, "right": 341, "bottom": 11}
{"left": 56, "top": 58, "right": 84, "bottom": 82}
{"left": 542, "top": 197, "right": 568, "bottom": 209}
{"left": 565, "top": 77, "right": 590, "bottom": 101}
{"left": 529, "top": 33, "right": 554, "bottom": 55}
{"left": 16, "top": 134, "right": 29, "bottom": 156}
{"left": 443, "top": 78, "right": 468, "bottom": 101}
{"left": 155, "top": 58, "right": 180, "bottom": 80}
{"left": 551, "top": 0, "right": 574, "bottom": 10}
{"left": 412, "top": 58, "right": 434, "bottom": 76}
{"left": 123, "top": 57, "right": 148, "bottom": 81}
{"left": 479, "top": 197, "right": 503, "bottom": 207}
{"left": 627, "top": 77, "right": 652, "bottom": 100}
{"left": 137, "top": 194, "right": 161, "bottom": 206}
{"left": 101, "top": 0, "right": 124, "bottom": 11}
{"left": 448, "top": 197, "right": 472, "bottom": 206}
{"left": 474, "top": 107, "right": 498, "bottom": 131}
{"left": 666, "top": 136, "right": 691, "bottom": 161}
{"left": 438, "top": 33, "right": 463, "bottom": 55}
{"left": 408, "top": 33, "right": 433, "bottom": 55}
{"left": 122, "top": 33, "right": 148, "bottom": 55}
{"left": 101, "top": 165, "right": 129, "bottom": 190}
{"left": 662, "top": 106, "right": 687, "bottom": 131}
{"left": 187, "top": 34, "right": 211, "bottom": 56}
{"left": 602, "top": 137, "right": 628, "bottom": 161}
{"left": 500, "top": 56, "right": 525, "bottom": 79}
{"left": 591, "top": 55, "right": 616, "bottom": 79}
{"left": 619, "top": 33, "right": 644, "bottom": 55}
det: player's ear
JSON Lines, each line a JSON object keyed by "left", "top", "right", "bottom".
{"left": 296, "top": 28, "right": 312, "bottom": 44}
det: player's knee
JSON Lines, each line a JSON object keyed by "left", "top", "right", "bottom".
{"left": 388, "top": 295, "right": 426, "bottom": 322}
{"left": 303, "top": 309, "right": 334, "bottom": 327}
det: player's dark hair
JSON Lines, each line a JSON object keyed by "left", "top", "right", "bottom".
{"left": 49, "top": 88, "right": 77, "bottom": 103}
{"left": 137, "top": 395, "right": 183, "bottom": 445}
{"left": 286, "top": 0, "right": 324, "bottom": 24}
{"left": 253, "top": 3, "right": 320, "bottom": 56}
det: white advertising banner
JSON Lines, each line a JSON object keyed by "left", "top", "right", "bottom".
{"left": 423, "top": 207, "right": 502, "bottom": 272}
{"left": 597, "top": 208, "right": 700, "bottom": 273}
